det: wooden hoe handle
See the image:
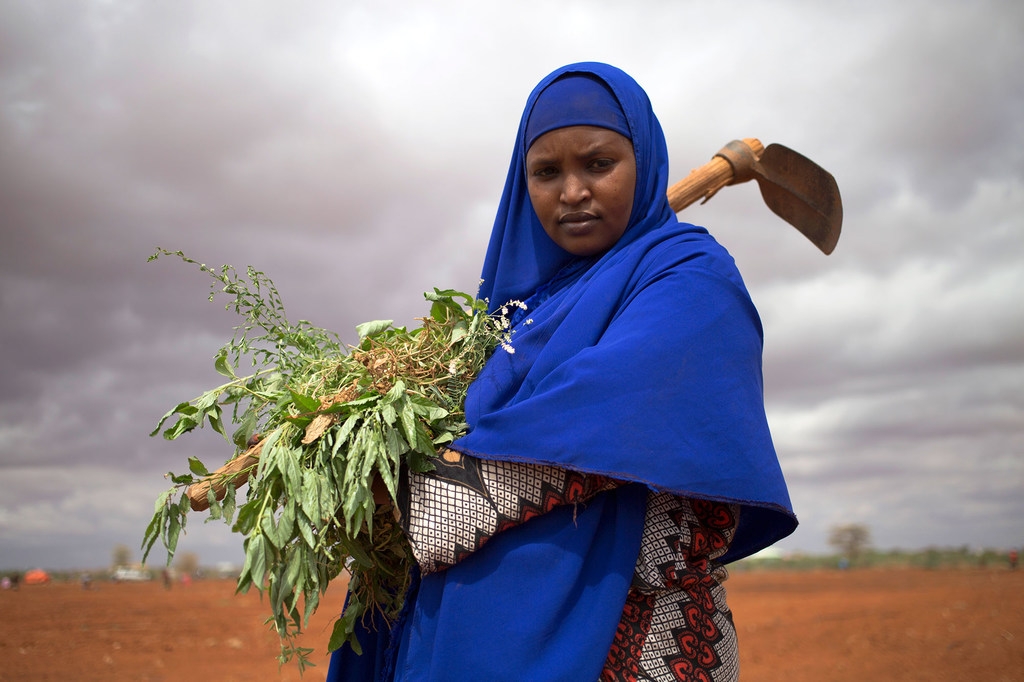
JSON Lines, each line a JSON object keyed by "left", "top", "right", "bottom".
{"left": 186, "top": 442, "right": 262, "bottom": 511}
{"left": 667, "top": 138, "right": 764, "bottom": 213}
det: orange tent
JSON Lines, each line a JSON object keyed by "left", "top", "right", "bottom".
{"left": 23, "top": 569, "right": 51, "bottom": 585}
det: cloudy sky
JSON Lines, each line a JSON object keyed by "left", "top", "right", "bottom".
{"left": 2, "top": 0, "right": 1022, "bottom": 571}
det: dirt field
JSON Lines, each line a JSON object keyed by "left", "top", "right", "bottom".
{"left": 0, "top": 568, "right": 1020, "bottom": 681}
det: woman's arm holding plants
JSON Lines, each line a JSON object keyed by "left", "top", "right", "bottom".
{"left": 396, "top": 448, "right": 617, "bottom": 573}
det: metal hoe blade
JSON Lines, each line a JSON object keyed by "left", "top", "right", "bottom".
{"left": 667, "top": 138, "right": 844, "bottom": 254}
{"left": 752, "top": 144, "right": 843, "bottom": 255}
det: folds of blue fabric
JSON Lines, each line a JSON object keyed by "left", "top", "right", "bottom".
{"left": 461, "top": 226, "right": 796, "bottom": 562}
{"left": 387, "top": 483, "right": 648, "bottom": 681}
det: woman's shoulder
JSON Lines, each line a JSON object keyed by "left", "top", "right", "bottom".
{"left": 628, "top": 221, "right": 751, "bottom": 295}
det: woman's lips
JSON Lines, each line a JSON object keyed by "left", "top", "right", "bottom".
{"left": 559, "top": 212, "right": 599, "bottom": 234}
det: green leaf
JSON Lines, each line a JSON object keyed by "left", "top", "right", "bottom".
{"left": 412, "top": 419, "right": 437, "bottom": 457}
{"left": 256, "top": 433, "right": 282, "bottom": 479}
{"left": 331, "top": 414, "right": 361, "bottom": 455}
{"left": 408, "top": 394, "right": 449, "bottom": 422}
{"left": 153, "top": 489, "right": 172, "bottom": 513}
{"left": 166, "top": 514, "right": 182, "bottom": 559}
{"left": 340, "top": 482, "right": 368, "bottom": 537}
{"left": 355, "top": 319, "right": 393, "bottom": 339}
{"left": 429, "top": 299, "right": 452, "bottom": 322}
{"left": 279, "top": 502, "right": 296, "bottom": 544}
{"left": 432, "top": 431, "right": 455, "bottom": 445}
{"left": 284, "top": 451, "right": 302, "bottom": 491}
{"left": 214, "top": 351, "right": 236, "bottom": 378}
{"left": 336, "top": 532, "right": 374, "bottom": 568}
{"left": 282, "top": 414, "right": 313, "bottom": 428}
{"left": 296, "top": 510, "right": 316, "bottom": 548}
{"left": 382, "top": 380, "right": 406, "bottom": 404}
{"left": 239, "top": 532, "right": 262, "bottom": 585}
{"left": 221, "top": 484, "right": 237, "bottom": 524}
{"left": 289, "top": 389, "right": 320, "bottom": 415}
{"left": 232, "top": 411, "right": 257, "bottom": 448}
{"left": 426, "top": 287, "right": 474, "bottom": 306}
{"left": 249, "top": 533, "right": 267, "bottom": 584}
{"left": 205, "top": 487, "right": 222, "bottom": 522}
{"left": 162, "top": 414, "right": 198, "bottom": 440}
{"left": 316, "top": 474, "right": 337, "bottom": 522}
{"left": 384, "top": 425, "right": 409, "bottom": 462}
{"left": 194, "top": 390, "right": 219, "bottom": 413}
{"left": 302, "top": 585, "right": 321, "bottom": 628}
{"left": 328, "top": 595, "right": 362, "bottom": 654}
{"left": 398, "top": 402, "right": 418, "bottom": 449}
{"left": 208, "top": 408, "right": 228, "bottom": 441}
{"left": 263, "top": 372, "right": 286, "bottom": 394}
{"left": 233, "top": 500, "right": 260, "bottom": 535}
{"left": 300, "top": 471, "right": 319, "bottom": 520}
{"left": 380, "top": 402, "right": 397, "bottom": 426}
{"left": 271, "top": 558, "right": 293, "bottom": 615}
{"left": 377, "top": 453, "right": 397, "bottom": 501}
{"left": 150, "top": 401, "right": 195, "bottom": 437}
{"left": 450, "top": 320, "right": 469, "bottom": 343}
{"left": 188, "top": 457, "right": 210, "bottom": 477}
{"left": 284, "top": 548, "right": 303, "bottom": 596}
{"left": 261, "top": 511, "right": 281, "bottom": 550}
{"left": 140, "top": 507, "right": 165, "bottom": 563}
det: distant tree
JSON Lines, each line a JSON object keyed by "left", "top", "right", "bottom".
{"left": 176, "top": 552, "right": 200, "bottom": 578}
{"left": 828, "top": 524, "right": 872, "bottom": 564}
{"left": 112, "top": 544, "right": 132, "bottom": 568}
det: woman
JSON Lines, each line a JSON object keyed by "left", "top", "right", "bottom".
{"left": 328, "top": 62, "right": 796, "bottom": 681}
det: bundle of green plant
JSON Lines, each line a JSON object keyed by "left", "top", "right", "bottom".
{"left": 142, "top": 249, "right": 512, "bottom": 671}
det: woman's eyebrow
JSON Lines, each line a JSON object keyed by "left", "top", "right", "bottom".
{"left": 528, "top": 144, "right": 623, "bottom": 167}
{"left": 526, "top": 153, "right": 557, "bottom": 167}
{"left": 578, "top": 144, "right": 618, "bottom": 157}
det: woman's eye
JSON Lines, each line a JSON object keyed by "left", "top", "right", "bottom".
{"left": 532, "top": 166, "right": 557, "bottom": 178}
{"left": 590, "top": 158, "right": 615, "bottom": 171}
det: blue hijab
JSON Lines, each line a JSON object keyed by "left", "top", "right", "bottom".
{"left": 328, "top": 62, "right": 795, "bottom": 681}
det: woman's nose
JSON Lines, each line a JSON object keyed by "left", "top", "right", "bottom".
{"left": 560, "top": 173, "right": 591, "bottom": 205}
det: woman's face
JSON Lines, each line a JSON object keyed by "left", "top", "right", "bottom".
{"left": 525, "top": 125, "right": 636, "bottom": 257}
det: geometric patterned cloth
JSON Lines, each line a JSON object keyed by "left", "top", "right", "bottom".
{"left": 398, "top": 451, "right": 740, "bottom": 681}
{"left": 604, "top": 493, "right": 739, "bottom": 682}
{"left": 398, "top": 449, "right": 617, "bottom": 573}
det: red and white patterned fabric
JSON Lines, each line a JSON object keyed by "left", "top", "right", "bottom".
{"left": 603, "top": 493, "right": 739, "bottom": 681}
{"left": 397, "top": 451, "right": 740, "bottom": 681}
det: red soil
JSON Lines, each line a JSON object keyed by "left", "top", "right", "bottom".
{"left": 0, "top": 568, "right": 1020, "bottom": 681}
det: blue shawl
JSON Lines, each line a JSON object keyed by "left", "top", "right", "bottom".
{"left": 462, "top": 61, "right": 796, "bottom": 561}
{"left": 328, "top": 62, "right": 795, "bottom": 681}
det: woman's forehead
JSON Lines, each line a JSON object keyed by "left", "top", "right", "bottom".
{"left": 525, "top": 126, "right": 633, "bottom": 162}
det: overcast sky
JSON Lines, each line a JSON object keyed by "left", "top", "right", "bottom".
{"left": 2, "top": 0, "right": 1022, "bottom": 572}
